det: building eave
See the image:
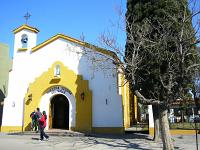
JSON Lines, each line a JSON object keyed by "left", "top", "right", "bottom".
{"left": 13, "top": 24, "right": 39, "bottom": 34}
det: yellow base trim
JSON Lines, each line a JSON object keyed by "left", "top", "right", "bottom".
{"left": 149, "top": 127, "right": 154, "bottom": 136}
{"left": 18, "top": 48, "right": 27, "bottom": 51}
{"left": 149, "top": 127, "right": 197, "bottom": 136}
{"left": 69, "top": 127, "right": 76, "bottom": 131}
{"left": 170, "top": 129, "right": 196, "bottom": 135}
{"left": 1, "top": 126, "right": 22, "bottom": 132}
{"left": 92, "top": 127, "right": 124, "bottom": 134}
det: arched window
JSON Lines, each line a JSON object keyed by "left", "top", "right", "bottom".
{"left": 54, "top": 65, "right": 60, "bottom": 77}
{"left": 21, "top": 34, "right": 28, "bottom": 48}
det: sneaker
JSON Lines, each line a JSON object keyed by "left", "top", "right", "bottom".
{"left": 46, "top": 137, "right": 49, "bottom": 141}
{"left": 39, "top": 139, "right": 43, "bottom": 141}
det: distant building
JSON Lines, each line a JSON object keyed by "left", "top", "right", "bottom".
{"left": 0, "top": 43, "right": 12, "bottom": 126}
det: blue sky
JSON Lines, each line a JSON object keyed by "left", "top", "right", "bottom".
{"left": 0, "top": 0, "right": 126, "bottom": 58}
{"left": 0, "top": 0, "right": 199, "bottom": 58}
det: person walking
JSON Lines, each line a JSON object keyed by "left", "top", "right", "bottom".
{"left": 36, "top": 107, "right": 42, "bottom": 132}
{"left": 39, "top": 111, "right": 49, "bottom": 141}
{"left": 30, "top": 110, "right": 37, "bottom": 131}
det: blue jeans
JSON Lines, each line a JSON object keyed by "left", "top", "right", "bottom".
{"left": 40, "top": 126, "right": 49, "bottom": 140}
{"left": 31, "top": 119, "right": 37, "bottom": 131}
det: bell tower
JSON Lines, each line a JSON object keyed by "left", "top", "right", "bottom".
{"left": 13, "top": 24, "right": 39, "bottom": 56}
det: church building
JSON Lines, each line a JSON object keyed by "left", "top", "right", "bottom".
{"left": 1, "top": 24, "right": 134, "bottom": 134}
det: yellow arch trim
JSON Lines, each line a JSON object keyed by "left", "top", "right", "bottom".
{"left": 23, "top": 61, "right": 92, "bottom": 132}
{"left": 31, "top": 34, "right": 119, "bottom": 60}
{"left": 13, "top": 24, "right": 39, "bottom": 34}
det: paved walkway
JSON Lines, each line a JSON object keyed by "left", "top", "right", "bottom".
{"left": 0, "top": 131, "right": 199, "bottom": 149}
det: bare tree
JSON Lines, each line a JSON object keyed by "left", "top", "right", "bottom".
{"left": 64, "top": 1, "right": 200, "bottom": 149}
{"left": 98, "top": 1, "right": 200, "bottom": 150}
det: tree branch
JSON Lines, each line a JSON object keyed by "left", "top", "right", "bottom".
{"left": 134, "top": 90, "right": 162, "bottom": 105}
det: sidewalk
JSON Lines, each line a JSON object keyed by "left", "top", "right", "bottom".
{"left": 0, "top": 131, "right": 199, "bottom": 149}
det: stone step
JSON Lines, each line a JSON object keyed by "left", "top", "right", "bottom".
{"left": 7, "top": 129, "right": 85, "bottom": 137}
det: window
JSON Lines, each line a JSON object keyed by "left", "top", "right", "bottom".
{"left": 54, "top": 65, "right": 60, "bottom": 77}
{"left": 21, "top": 34, "right": 28, "bottom": 48}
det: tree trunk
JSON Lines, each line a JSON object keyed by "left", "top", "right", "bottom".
{"left": 153, "top": 105, "right": 160, "bottom": 142}
{"left": 181, "top": 110, "right": 184, "bottom": 123}
{"left": 160, "top": 106, "right": 174, "bottom": 150}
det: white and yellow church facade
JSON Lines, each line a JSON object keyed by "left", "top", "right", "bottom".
{"left": 1, "top": 24, "right": 135, "bottom": 134}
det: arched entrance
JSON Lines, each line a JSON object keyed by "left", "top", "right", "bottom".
{"left": 50, "top": 94, "right": 69, "bottom": 129}
{"left": 23, "top": 62, "right": 92, "bottom": 132}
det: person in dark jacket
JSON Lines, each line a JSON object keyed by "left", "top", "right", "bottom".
{"left": 39, "top": 111, "right": 49, "bottom": 141}
{"left": 36, "top": 107, "right": 42, "bottom": 132}
{"left": 30, "top": 110, "right": 37, "bottom": 131}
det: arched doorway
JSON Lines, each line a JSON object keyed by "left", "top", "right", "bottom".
{"left": 50, "top": 94, "right": 69, "bottom": 129}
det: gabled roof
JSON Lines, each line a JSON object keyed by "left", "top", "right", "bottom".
{"left": 31, "top": 33, "right": 119, "bottom": 60}
{"left": 13, "top": 24, "right": 39, "bottom": 34}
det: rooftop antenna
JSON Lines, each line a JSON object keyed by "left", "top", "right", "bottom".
{"left": 24, "top": 12, "right": 31, "bottom": 24}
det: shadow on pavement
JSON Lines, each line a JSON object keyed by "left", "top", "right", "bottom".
{"left": 86, "top": 133, "right": 152, "bottom": 141}
{"left": 31, "top": 137, "right": 39, "bottom": 140}
{"left": 5, "top": 131, "right": 162, "bottom": 149}
{"left": 81, "top": 133, "right": 154, "bottom": 150}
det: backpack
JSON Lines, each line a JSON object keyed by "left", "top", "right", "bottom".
{"left": 44, "top": 114, "right": 47, "bottom": 120}
{"left": 30, "top": 112, "right": 36, "bottom": 119}
{"left": 33, "top": 113, "right": 37, "bottom": 120}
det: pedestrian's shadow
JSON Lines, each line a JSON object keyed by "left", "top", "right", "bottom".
{"left": 32, "top": 137, "right": 40, "bottom": 140}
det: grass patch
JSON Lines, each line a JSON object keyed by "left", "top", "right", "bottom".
{"left": 169, "top": 122, "right": 200, "bottom": 130}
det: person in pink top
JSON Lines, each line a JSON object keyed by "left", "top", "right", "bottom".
{"left": 39, "top": 111, "right": 49, "bottom": 141}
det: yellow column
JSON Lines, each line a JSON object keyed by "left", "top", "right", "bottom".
{"left": 134, "top": 95, "right": 138, "bottom": 123}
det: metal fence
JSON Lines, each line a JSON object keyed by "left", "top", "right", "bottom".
{"left": 168, "top": 106, "right": 200, "bottom": 130}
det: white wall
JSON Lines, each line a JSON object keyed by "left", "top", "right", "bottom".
{"left": 2, "top": 30, "right": 37, "bottom": 126}
{"left": 2, "top": 31, "right": 123, "bottom": 128}
{"left": 148, "top": 105, "right": 154, "bottom": 128}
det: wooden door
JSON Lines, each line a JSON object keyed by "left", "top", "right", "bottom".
{"left": 49, "top": 102, "right": 52, "bottom": 128}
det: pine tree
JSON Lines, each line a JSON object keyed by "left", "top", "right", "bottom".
{"left": 125, "top": 0, "right": 199, "bottom": 149}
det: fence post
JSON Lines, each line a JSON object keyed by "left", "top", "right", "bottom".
{"left": 195, "top": 119, "right": 198, "bottom": 150}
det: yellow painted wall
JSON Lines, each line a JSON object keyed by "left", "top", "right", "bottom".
{"left": 149, "top": 127, "right": 197, "bottom": 136}
{"left": 92, "top": 127, "right": 124, "bottom": 134}
{"left": 1, "top": 126, "right": 22, "bottom": 132}
{"left": 120, "top": 73, "right": 138, "bottom": 129}
{"left": 120, "top": 74, "right": 131, "bottom": 129}
{"left": 133, "top": 95, "right": 138, "bottom": 123}
{"left": 23, "top": 61, "right": 92, "bottom": 132}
